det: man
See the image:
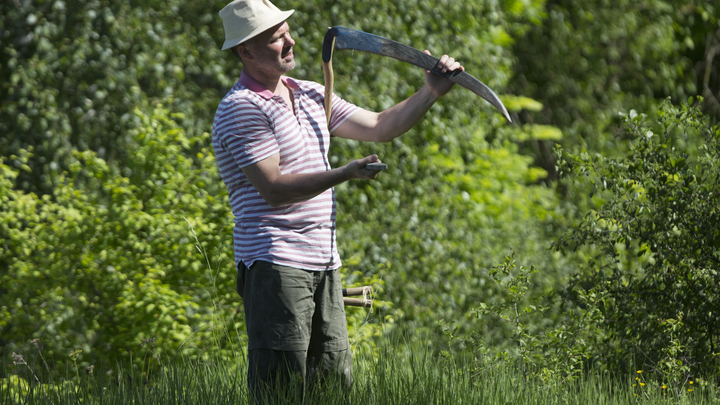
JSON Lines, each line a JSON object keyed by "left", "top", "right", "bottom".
{"left": 212, "top": 0, "right": 463, "bottom": 398}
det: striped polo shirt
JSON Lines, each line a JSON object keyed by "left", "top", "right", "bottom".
{"left": 212, "top": 71, "right": 360, "bottom": 271}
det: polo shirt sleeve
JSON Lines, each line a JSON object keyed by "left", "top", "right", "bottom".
{"left": 327, "top": 92, "right": 361, "bottom": 133}
{"left": 216, "top": 97, "right": 279, "bottom": 168}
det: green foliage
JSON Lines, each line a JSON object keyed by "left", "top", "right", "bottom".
{"left": 446, "top": 251, "right": 604, "bottom": 384}
{"left": 0, "top": 104, "right": 238, "bottom": 370}
{"left": 0, "top": 0, "right": 236, "bottom": 194}
{"left": 477, "top": 252, "right": 543, "bottom": 383}
{"left": 510, "top": 0, "right": 720, "bottom": 156}
{"left": 555, "top": 100, "right": 720, "bottom": 377}
{"left": 1, "top": 0, "right": 550, "bottom": 194}
{"left": 1, "top": 0, "right": 568, "bottom": 373}
{"left": 5, "top": 0, "right": 718, "bottom": 383}
{"left": 333, "top": 124, "right": 567, "bottom": 345}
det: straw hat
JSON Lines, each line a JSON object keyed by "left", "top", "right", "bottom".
{"left": 219, "top": 0, "right": 294, "bottom": 50}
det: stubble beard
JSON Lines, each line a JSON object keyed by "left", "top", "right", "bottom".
{"left": 259, "top": 50, "right": 295, "bottom": 78}
{"left": 278, "top": 59, "right": 295, "bottom": 74}
{"left": 250, "top": 45, "right": 295, "bottom": 80}
{"left": 278, "top": 47, "right": 295, "bottom": 74}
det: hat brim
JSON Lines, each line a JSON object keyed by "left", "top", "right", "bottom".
{"left": 221, "top": 9, "right": 295, "bottom": 50}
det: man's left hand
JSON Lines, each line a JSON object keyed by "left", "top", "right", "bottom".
{"left": 423, "top": 51, "right": 464, "bottom": 99}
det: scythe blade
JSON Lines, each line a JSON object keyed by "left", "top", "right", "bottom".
{"left": 321, "top": 26, "right": 512, "bottom": 125}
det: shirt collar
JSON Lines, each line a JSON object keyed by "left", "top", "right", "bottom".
{"left": 239, "top": 71, "right": 300, "bottom": 100}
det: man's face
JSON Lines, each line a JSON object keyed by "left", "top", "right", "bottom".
{"left": 243, "top": 21, "right": 296, "bottom": 77}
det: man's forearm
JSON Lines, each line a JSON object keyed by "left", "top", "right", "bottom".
{"left": 332, "top": 84, "right": 444, "bottom": 143}
{"left": 373, "top": 85, "right": 439, "bottom": 142}
{"left": 241, "top": 153, "right": 381, "bottom": 207}
{"left": 257, "top": 166, "right": 351, "bottom": 207}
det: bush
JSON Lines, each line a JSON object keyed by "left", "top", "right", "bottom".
{"left": 0, "top": 104, "right": 237, "bottom": 372}
{"left": 555, "top": 99, "right": 720, "bottom": 380}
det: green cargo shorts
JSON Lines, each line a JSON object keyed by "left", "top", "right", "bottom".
{"left": 237, "top": 261, "right": 353, "bottom": 394}
{"left": 237, "top": 260, "right": 350, "bottom": 352}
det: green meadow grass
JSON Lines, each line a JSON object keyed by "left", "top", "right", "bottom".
{"left": 3, "top": 342, "right": 718, "bottom": 405}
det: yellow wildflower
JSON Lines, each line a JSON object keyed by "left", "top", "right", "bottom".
{"left": 637, "top": 370, "right": 642, "bottom": 374}
{"left": 640, "top": 382, "right": 645, "bottom": 387}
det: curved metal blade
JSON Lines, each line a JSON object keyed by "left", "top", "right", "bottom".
{"left": 323, "top": 26, "right": 512, "bottom": 123}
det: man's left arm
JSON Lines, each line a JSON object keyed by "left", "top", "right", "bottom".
{"left": 331, "top": 52, "right": 463, "bottom": 142}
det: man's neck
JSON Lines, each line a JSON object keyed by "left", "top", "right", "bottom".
{"left": 243, "top": 68, "right": 285, "bottom": 96}
{"left": 242, "top": 68, "right": 295, "bottom": 114}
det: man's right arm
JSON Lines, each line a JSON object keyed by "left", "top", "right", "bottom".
{"left": 331, "top": 52, "right": 463, "bottom": 143}
{"left": 241, "top": 153, "right": 383, "bottom": 207}
{"left": 219, "top": 96, "right": 384, "bottom": 207}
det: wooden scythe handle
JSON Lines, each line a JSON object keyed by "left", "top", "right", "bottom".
{"left": 322, "top": 28, "right": 339, "bottom": 128}
{"left": 323, "top": 38, "right": 335, "bottom": 126}
{"left": 342, "top": 285, "right": 373, "bottom": 308}
{"left": 342, "top": 286, "right": 373, "bottom": 297}
{"left": 343, "top": 297, "right": 373, "bottom": 308}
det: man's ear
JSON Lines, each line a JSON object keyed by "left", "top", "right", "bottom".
{"left": 237, "top": 44, "right": 254, "bottom": 61}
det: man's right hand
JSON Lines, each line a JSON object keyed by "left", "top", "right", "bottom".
{"left": 344, "top": 155, "right": 384, "bottom": 180}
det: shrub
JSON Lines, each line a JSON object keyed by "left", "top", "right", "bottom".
{"left": 555, "top": 99, "right": 720, "bottom": 379}
{"left": 0, "top": 104, "right": 237, "bottom": 372}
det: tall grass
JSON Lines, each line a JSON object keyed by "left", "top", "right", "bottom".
{"left": 3, "top": 340, "right": 718, "bottom": 405}
{"left": 3, "top": 229, "right": 716, "bottom": 404}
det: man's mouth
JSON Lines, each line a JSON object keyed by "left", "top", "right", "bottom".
{"left": 282, "top": 48, "right": 293, "bottom": 59}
